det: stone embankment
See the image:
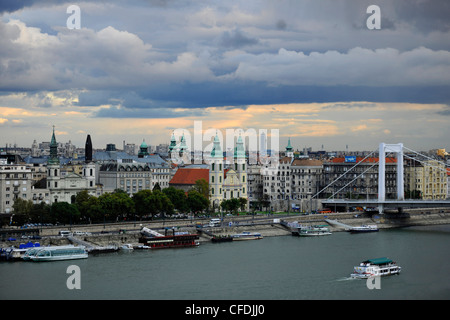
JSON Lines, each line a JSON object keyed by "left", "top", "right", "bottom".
{"left": 2, "top": 210, "right": 449, "bottom": 249}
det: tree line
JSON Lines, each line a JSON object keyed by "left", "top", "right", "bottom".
{"left": 7, "top": 183, "right": 213, "bottom": 226}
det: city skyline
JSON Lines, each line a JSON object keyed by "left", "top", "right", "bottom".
{"left": 1, "top": 1, "right": 449, "bottom": 151}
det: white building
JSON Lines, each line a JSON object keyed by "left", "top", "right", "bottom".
{"left": 46, "top": 128, "right": 96, "bottom": 204}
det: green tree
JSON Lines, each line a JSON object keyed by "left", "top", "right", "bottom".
{"left": 29, "top": 202, "right": 51, "bottom": 224}
{"left": 220, "top": 198, "right": 240, "bottom": 214}
{"left": 133, "top": 189, "right": 174, "bottom": 219}
{"left": 239, "top": 197, "right": 247, "bottom": 212}
{"left": 187, "top": 190, "right": 209, "bottom": 215}
{"left": 12, "top": 198, "right": 34, "bottom": 225}
{"left": 74, "top": 190, "right": 93, "bottom": 223}
{"left": 163, "top": 187, "right": 188, "bottom": 212}
{"left": 194, "top": 179, "right": 209, "bottom": 200}
{"left": 85, "top": 196, "right": 104, "bottom": 223}
{"left": 99, "top": 191, "right": 134, "bottom": 222}
{"left": 50, "top": 202, "right": 81, "bottom": 225}
{"left": 133, "top": 189, "right": 153, "bottom": 220}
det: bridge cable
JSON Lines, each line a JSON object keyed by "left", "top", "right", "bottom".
{"left": 311, "top": 149, "right": 377, "bottom": 199}
{"left": 326, "top": 152, "right": 393, "bottom": 200}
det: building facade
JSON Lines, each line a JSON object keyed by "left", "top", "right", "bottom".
{"left": 208, "top": 133, "right": 248, "bottom": 210}
{"left": 321, "top": 156, "right": 397, "bottom": 200}
{"left": 405, "top": 159, "right": 448, "bottom": 200}
{"left": 46, "top": 129, "right": 96, "bottom": 204}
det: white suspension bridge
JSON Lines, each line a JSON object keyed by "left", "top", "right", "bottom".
{"left": 316, "top": 143, "right": 450, "bottom": 214}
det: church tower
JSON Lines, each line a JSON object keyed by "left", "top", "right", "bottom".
{"left": 47, "top": 126, "right": 61, "bottom": 201}
{"left": 169, "top": 132, "right": 177, "bottom": 153}
{"left": 83, "top": 134, "right": 96, "bottom": 189}
{"left": 138, "top": 139, "right": 149, "bottom": 158}
{"left": 209, "top": 132, "right": 223, "bottom": 209}
{"left": 286, "top": 137, "right": 294, "bottom": 158}
{"left": 234, "top": 134, "right": 247, "bottom": 201}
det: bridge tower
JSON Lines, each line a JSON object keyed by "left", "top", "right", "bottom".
{"left": 378, "top": 143, "right": 404, "bottom": 210}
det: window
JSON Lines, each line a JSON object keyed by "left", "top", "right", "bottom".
{"left": 212, "top": 176, "right": 215, "bottom": 183}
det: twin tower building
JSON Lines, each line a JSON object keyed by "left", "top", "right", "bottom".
{"left": 169, "top": 131, "right": 248, "bottom": 210}
{"left": 46, "top": 127, "right": 96, "bottom": 203}
{"left": 208, "top": 132, "right": 247, "bottom": 209}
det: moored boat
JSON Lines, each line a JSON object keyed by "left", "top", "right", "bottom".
{"left": 23, "top": 245, "right": 77, "bottom": 261}
{"left": 348, "top": 225, "right": 379, "bottom": 233}
{"left": 350, "top": 257, "right": 401, "bottom": 278}
{"left": 120, "top": 244, "right": 134, "bottom": 250}
{"left": 231, "top": 231, "right": 263, "bottom": 240}
{"left": 24, "top": 245, "right": 88, "bottom": 262}
{"left": 293, "top": 225, "right": 332, "bottom": 237}
{"left": 211, "top": 235, "right": 233, "bottom": 243}
{"left": 138, "top": 227, "right": 199, "bottom": 249}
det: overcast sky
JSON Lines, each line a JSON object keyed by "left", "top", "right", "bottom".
{"left": 0, "top": 0, "right": 449, "bottom": 152}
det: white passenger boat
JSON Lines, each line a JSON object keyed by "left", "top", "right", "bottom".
{"left": 120, "top": 244, "right": 134, "bottom": 250}
{"left": 231, "top": 231, "right": 263, "bottom": 240}
{"left": 293, "top": 225, "right": 332, "bottom": 236}
{"left": 24, "top": 245, "right": 88, "bottom": 262}
{"left": 348, "top": 225, "right": 379, "bottom": 233}
{"left": 351, "top": 257, "right": 401, "bottom": 278}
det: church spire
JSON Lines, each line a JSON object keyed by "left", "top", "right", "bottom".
{"left": 169, "top": 131, "right": 177, "bottom": 152}
{"left": 48, "top": 126, "right": 59, "bottom": 165}
{"left": 286, "top": 137, "right": 293, "bottom": 157}
{"left": 234, "top": 134, "right": 245, "bottom": 159}
{"left": 85, "top": 134, "right": 93, "bottom": 163}
{"left": 211, "top": 131, "right": 222, "bottom": 158}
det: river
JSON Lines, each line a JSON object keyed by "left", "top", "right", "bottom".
{"left": 1, "top": 225, "right": 449, "bottom": 300}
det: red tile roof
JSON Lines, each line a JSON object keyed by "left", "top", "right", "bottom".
{"left": 169, "top": 168, "right": 209, "bottom": 185}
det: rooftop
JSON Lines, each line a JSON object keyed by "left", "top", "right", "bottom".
{"left": 170, "top": 167, "right": 209, "bottom": 185}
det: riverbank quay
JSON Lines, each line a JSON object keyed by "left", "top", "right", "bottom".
{"left": 2, "top": 210, "right": 450, "bottom": 254}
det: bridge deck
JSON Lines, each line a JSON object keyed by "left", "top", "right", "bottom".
{"left": 322, "top": 199, "right": 450, "bottom": 209}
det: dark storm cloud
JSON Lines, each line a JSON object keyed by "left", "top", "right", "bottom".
{"left": 0, "top": 0, "right": 35, "bottom": 14}
{"left": 0, "top": 0, "right": 449, "bottom": 109}
{"left": 394, "top": 0, "right": 450, "bottom": 33}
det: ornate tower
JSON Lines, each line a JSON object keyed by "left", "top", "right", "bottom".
{"left": 83, "top": 134, "right": 96, "bottom": 189}
{"left": 85, "top": 134, "right": 92, "bottom": 163}
{"left": 286, "top": 137, "right": 294, "bottom": 158}
{"left": 47, "top": 126, "right": 60, "bottom": 199}
{"left": 138, "top": 139, "right": 149, "bottom": 158}
{"left": 234, "top": 134, "right": 247, "bottom": 200}
{"left": 209, "top": 132, "right": 223, "bottom": 209}
{"left": 169, "top": 132, "right": 177, "bottom": 153}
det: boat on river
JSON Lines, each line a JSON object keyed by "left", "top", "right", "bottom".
{"left": 23, "top": 245, "right": 88, "bottom": 262}
{"left": 351, "top": 257, "right": 401, "bottom": 278}
{"left": 211, "top": 235, "right": 233, "bottom": 243}
{"left": 292, "top": 225, "right": 332, "bottom": 237}
{"left": 348, "top": 225, "right": 379, "bottom": 233}
{"left": 231, "top": 231, "right": 263, "bottom": 240}
{"left": 138, "top": 227, "right": 199, "bottom": 249}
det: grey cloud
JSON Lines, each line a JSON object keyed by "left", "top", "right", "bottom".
{"left": 93, "top": 105, "right": 208, "bottom": 118}
{"left": 276, "top": 20, "right": 287, "bottom": 30}
{"left": 394, "top": 0, "right": 450, "bottom": 33}
{"left": 219, "top": 29, "right": 259, "bottom": 48}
